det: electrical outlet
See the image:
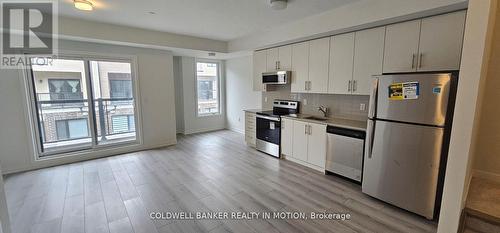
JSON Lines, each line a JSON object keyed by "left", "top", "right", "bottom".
{"left": 360, "top": 103, "right": 366, "bottom": 111}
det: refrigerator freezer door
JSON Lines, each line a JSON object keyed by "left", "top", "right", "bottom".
{"left": 375, "top": 73, "right": 451, "bottom": 126}
{"left": 362, "top": 120, "right": 444, "bottom": 219}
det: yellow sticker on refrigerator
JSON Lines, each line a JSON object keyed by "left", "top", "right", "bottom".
{"left": 389, "top": 82, "right": 419, "bottom": 100}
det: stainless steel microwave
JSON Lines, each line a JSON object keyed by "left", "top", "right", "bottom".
{"left": 262, "top": 71, "right": 290, "bottom": 84}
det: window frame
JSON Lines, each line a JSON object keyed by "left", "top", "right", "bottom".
{"left": 55, "top": 118, "right": 90, "bottom": 141}
{"left": 23, "top": 52, "right": 143, "bottom": 159}
{"left": 195, "top": 59, "right": 222, "bottom": 117}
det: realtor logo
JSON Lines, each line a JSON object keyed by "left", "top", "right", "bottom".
{"left": 1, "top": 1, "right": 57, "bottom": 68}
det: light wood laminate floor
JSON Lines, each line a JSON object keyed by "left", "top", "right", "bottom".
{"left": 4, "top": 130, "right": 437, "bottom": 233}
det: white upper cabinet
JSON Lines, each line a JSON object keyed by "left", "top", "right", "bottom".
{"left": 278, "top": 45, "right": 292, "bottom": 70}
{"left": 328, "top": 33, "right": 355, "bottom": 95}
{"left": 265, "top": 45, "right": 292, "bottom": 71}
{"left": 383, "top": 10, "right": 466, "bottom": 73}
{"left": 253, "top": 50, "right": 267, "bottom": 91}
{"left": 418, "top": 11, "right": 466, "bottom": 71}
{"left": 383, "top": 19, "right": 421, "bottom": 73}
{"left": 291, "top": 41, "right": 309, "bottom": 93}
{"left": 352, "top": 27, "right": 385, "bottom": 95}
{"left": 308, "top": 37, "right": 330, "bottom": 94}
{"left": 266, "top": 48, "right": 279, "bottom": 71}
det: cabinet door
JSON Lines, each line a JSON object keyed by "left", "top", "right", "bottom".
{"left": 353, "top": 27, "right": 385, "bottom": 95}
{"left": 253, "top": 50, "right": 267, "bottom": 91}
{"left": 281, "top": 118, "right": 294, "bottom": 157}
{"left": 383, "top": 20, "right": 421, "bottom": 73}
{"left": 418, "top": 11, "right": 466, "bottom": 72}
{"left": 278, "top": 45, "right": 292, "bottom": 70}
{"left": 307, "top": 123, "right": 327, "bottom": 169}
{"left": 266, "top": 48, "right": 279, "bottom": 72}
{"left": 291, "top": 41, "right": 309, "bottom": 93}
{"left": 328, "top": 33, "right": 355, "bottom": 95}
{"left": 308, "top": 37, "right": 330, "bottom": 94}
{"left": 292, "top": 120, "right": 308, "bottom": 162}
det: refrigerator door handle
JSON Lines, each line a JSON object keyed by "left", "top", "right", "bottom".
{"left": 368, "top": 77, "right": 378, "bottom": 119}
{"left": 366, "top": 120, "right": 376, "bottom": 159}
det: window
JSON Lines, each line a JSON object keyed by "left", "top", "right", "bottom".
{"left": 196, "top": 61, "right": 220, "bottom": 115}
{"left": 111, "top": 115, "right": 135, "bottom": 134}
{"left": 28, "top": 57, "right": 138, "bottom": 156}
{"left": 56, "top": 119, "right": 89, "bottom": 140}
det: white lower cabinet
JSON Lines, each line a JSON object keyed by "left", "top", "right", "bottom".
{"left": 307, "top": 123, "right": 327, "bottom": 168}
{"left": 283, "top": 119, "right": 327, "bottom": 171}
{"left": 244, "top": 112, "right": 256, "bottom": 147}
{"left": 281, "top": 118, "right": 294, "bottom": 157}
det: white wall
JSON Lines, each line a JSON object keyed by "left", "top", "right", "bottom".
{"left": 228, "top": 0, "right": 467, "bottom": 52}
{"left": 225, "top": 56, "right": 262, "bottom": 133}
{"left": 0, "top": 40, "right": 177, "bottom": 174}
{"left": 59, "top": 16, "right": 227, "bottom": 53}
{"left": 175, "top": 57, "right": 226, "bottom": 134}
{"left": 173, "top": 56, "right": 185, "bottom": 133}
{"left": 0, "top": 162, "right": 10, "bottom": 233}
{"left": 437, "top": 0, "right": 496, "bottom": 232}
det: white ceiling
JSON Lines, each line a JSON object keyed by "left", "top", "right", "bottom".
{"left": 58, "top": 0, "right": 357, "bottom": 41}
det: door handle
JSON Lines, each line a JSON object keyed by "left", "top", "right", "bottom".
{"left": 411, "top": 54, "right": 416, "bottom": 69}
{"left": 368, "top": 78, "right": 378, "bottom": 119}
{"left": 418, "top": 53, "right": 423, "bottom": 69}
{"left": 367, "top": 120, "right": 376, "bottom": 159}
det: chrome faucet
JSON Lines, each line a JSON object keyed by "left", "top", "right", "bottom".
{"left": 318, "top": 106, "right": 328, "bottom": 118}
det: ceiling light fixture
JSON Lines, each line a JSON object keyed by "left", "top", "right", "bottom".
{"left": 74, "top": 0, "right": 94, "bottom": 11}
{"left": 270, "top": 0, "right": 287, "bottom": 10}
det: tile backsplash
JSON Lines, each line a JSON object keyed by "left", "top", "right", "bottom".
{"left": 262, "top": 84, "right": 369, "bottom": 121}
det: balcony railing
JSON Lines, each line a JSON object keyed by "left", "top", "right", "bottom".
{"left": 38, "top": 96, "right": 135, "bottom": 148}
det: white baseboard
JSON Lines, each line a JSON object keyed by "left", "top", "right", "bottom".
{"left": 472, "top": 169, "right": 500, "bottom": 182}
{"left": 182, "top": 126, "right": 226, "bottom": 135}
{"left": 284, "top": 156, "right": 325, "bottom": 173}
{"left": 227, "top": 127, "right": 244, "bottom": 134}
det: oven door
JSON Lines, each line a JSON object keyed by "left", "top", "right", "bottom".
{"left": 256, "top": 115, "right": 281, "bottom": 157}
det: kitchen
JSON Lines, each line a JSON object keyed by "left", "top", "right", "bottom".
{"left": 0, "top": 1, "right": 499, "bottom": 233}
{"left": 245, "top": 9, "right": 464, "bottom": 223}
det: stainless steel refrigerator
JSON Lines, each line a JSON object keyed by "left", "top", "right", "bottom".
{"left": 363, "top": 73, "right": 457, "bottom": 220}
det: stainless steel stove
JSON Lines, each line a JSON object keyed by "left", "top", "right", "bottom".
{"left": 255, "top": 100, "right": 299, "bottom": 158}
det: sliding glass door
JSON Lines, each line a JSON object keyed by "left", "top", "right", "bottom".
{"left": 28, "top": 56, "right": 138, "bottom": 156}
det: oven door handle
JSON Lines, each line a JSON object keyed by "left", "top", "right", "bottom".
{"left": 256, "top": 115, "right": 280, "bottom": 121}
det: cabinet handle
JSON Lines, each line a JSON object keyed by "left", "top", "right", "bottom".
{"left": 304, "top": 125, "right": 308, "bottom": 134}
{"left": 305, "top": 81, "right": 308, "bottom": 91}
{"left": 308, "top": 81, "right": 311, "bottom": 91}
{"left": 308, "top": 125, "right": 312, "bottom": 135}
{"left": 411, "top": 54, "right": 416, "bottom": 69}
{"left": 278, "top": 61, "right": 281, "bottom": 70}
{"left": 418, "top": 53, "right": 423, "bottom": 69}
{"left": 348, "top": 80, "right": 352, "bottom": 92}
{"left": 353, "top": 80, "right": 357, "bottom": 92}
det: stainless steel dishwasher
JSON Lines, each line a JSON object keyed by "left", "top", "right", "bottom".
{"left": 326, "top": 126, "right": 366, "bottom": 182}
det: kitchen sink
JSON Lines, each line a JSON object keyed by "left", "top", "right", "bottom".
{"left": 304, "top": 116, "right": 328, "bottom": 121}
